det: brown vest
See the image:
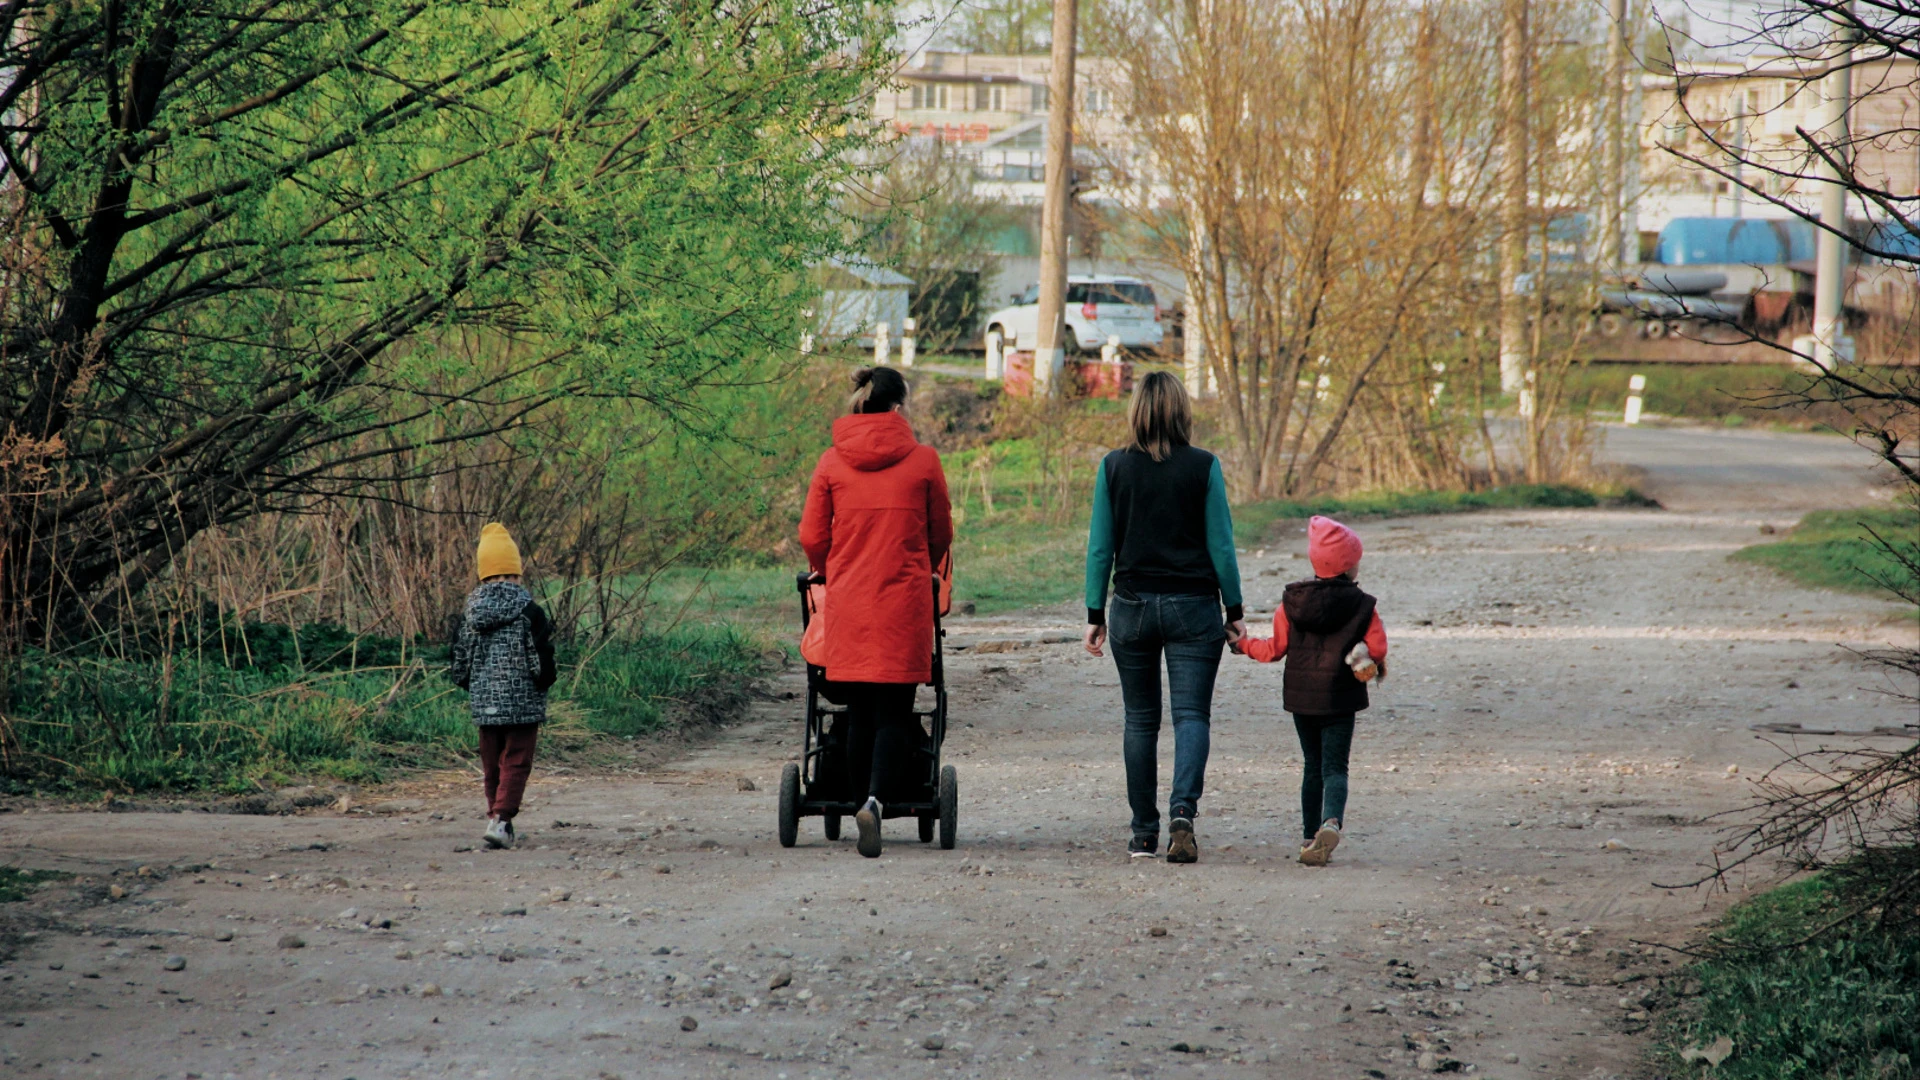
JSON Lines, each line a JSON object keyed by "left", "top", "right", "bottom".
{"left": 1281, "top": 578, "right": 1376, "bottom": 716}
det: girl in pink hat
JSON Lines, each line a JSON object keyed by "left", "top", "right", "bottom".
{"left": 1232, "top": 516, "right": 1388, "bottom": 866}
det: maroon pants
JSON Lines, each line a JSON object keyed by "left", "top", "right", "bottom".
{"left": 478, "top": 723, "right": 540, "bottom": 820}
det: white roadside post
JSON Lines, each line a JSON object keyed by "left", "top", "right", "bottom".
{"left": 900, "top": 317, "right": 917, "bottom": 368}
{"left": 985, "top": 329, "right": 1004, "bottom": 380}
{"left": 1624, "top": 373, "right": 1646, "bottom": 425}
{"left": 1101, "top": 334, "right": 1120, "bottom": 364}
{"left": 872, "top": 322, "right": 889, "bottom": 368}
{"left": 799, "top": 308, "right": 814, "bottom": 355}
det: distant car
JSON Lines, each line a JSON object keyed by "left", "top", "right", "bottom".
{"left": 982, "top": 276, "right": 1165, "bottom": 354}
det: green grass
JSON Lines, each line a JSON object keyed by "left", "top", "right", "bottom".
{"left": 1653, "top": 876, "right": 1920, "bottom": 1079}
{"left": 0, "top": 867, "right": 63, "bottom": 903}
{"left": 2, "top": 625, "right": 767, "bottom": 794}
{"left": 950, "top": 505, "right": 1094, "bottom": 614}
{"left": 1733, "top": 505, "right": 1920, "bottom": 599}
{"left": 647, "top": 566, "right": 810, "bottom": 635}
{"left": 1565, "top": 363, "right": 1828, "bottom": 426}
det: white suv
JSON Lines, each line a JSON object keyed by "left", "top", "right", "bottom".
{"left": 982, "top": 276, "right": 1165, "bottom": 354}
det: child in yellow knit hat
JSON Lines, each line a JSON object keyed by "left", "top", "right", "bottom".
{"left": 449, "top": 523, "right": 556, "bottom": 849}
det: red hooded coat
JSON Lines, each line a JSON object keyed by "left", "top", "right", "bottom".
{"left": 799, "top": 412, "right": 953, "bottom": 684}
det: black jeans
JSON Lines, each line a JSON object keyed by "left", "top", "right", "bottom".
{"left": 842, "top": 682, "right": 919, "bottom": 803}
{"left": 1108, "top": 590, "right": 1226, "bottom": 841}
{"left": 1292, "top": 713, "right": 1355, "bottom": 840}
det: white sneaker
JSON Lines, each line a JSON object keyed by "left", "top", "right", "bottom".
{"left": 855, "top": 798, "right": 883, "bottom": 859}
{"left": 483, "top": 817, "right": 515, "bottom": 849}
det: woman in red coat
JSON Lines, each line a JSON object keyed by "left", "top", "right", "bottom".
{"left": 799, "top": 367, "right": 953, "bottom": 858}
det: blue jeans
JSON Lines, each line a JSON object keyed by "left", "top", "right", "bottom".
{"left": 1293, "top": 713, "right": 1355, "bottom": 840}
{"left": 1108, "top": 590, "right": 1226, "bottom": 842}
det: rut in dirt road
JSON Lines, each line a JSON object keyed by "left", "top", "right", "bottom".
{"left": 1, "top": 426, "right": 1911, "bottom": 1080}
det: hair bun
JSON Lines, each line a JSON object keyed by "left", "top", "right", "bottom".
{"left": 850, "top": 367, "right": 875, "bottom": 388}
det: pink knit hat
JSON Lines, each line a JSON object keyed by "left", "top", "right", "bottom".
{"left": 1307, "top": 516, "right": 1363, "bottom": 578}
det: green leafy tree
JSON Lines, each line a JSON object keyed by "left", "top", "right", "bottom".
{"left": 0, "top": 0, "right": 894, "bottom": 644}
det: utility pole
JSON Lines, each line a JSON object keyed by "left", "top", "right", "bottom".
{"left": 1496, "top": 0, "right": 1530, "bottom": 394}
{"left": 1034, "top": 0, "right": 1079, "bottom": 397}
{"left": 1809, "top": 3, "right": 1856, "bottom": 367}
{"left": 1599, "top": 0, "right": 1628, "bottom": 267}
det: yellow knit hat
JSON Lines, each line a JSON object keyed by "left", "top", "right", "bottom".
{"left": 475, "top": 522, "right": 523, "bottom": 581}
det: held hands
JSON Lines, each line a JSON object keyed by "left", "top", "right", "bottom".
{"left": 1084, "top": 623, "right": 1107, "bottom": 657}
{"left": 1225, "top": 618, "right": 1247, "bottom": 652}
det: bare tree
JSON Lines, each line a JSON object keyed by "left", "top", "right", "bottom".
{"left": 1097, "top": 0, "right": 1614, "bottom": 499}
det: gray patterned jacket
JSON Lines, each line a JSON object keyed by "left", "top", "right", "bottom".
{"left": 449, "top": 581, "right": 557, "bottom": 726}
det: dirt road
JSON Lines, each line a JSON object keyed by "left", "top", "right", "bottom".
{"left": 3, "top": 425, "right": 1913, "bottom": 1080}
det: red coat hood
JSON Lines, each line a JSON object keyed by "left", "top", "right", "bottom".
{"left": 831, "top": 411, "right": 921, "bottom": 471}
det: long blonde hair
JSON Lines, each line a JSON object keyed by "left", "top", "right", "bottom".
{"left": 1126, "top": 371, "right": 1192, "bottom": 461}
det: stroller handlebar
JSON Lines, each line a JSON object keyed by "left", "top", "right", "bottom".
{"left": 798, "top": 570, "right": 951, "bottom": 592}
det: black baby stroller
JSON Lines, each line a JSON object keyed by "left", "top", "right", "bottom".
{"left": 777, "top": 557, "right": 957, "bottom": 849}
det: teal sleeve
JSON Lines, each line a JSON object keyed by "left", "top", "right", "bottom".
{"left": 1084, "top": 463, "right": 1114, "bottom": 625}
{"left": 1204, "top": 459, "right": 1244, "bottom": 620}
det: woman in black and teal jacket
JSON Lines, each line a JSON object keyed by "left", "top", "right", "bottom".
{"left": 1083, "top": 371, "right": 1245, "bottom": 864}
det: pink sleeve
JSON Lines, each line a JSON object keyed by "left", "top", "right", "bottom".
{"left": 1364, "top": 610, "right": 1388, "bottom": 661}
{"left": 1240, "top": 608, "right": 1290, "bottom": 663}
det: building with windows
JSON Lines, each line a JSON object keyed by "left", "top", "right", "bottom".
{"left": 873, "top": 51, "right": 1135, "bottom": 203}
{"left": 1638, "top": 57, "right": 1919, "bottom": 234}
{"left": 867, "top": 50, "right": 1165, "bottom": 314}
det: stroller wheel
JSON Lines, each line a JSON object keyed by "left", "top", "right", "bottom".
{"left": 823, "top": 814, "right": 842, "bottom": 841}
{"left": 938, "top": 765, "right": 958, "bottom": 850}
{"left": 778, "top": 763, "right": 800, "bottom": 848}
{"left": 918, "top": 814, "right": 936, "bottom": 843}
